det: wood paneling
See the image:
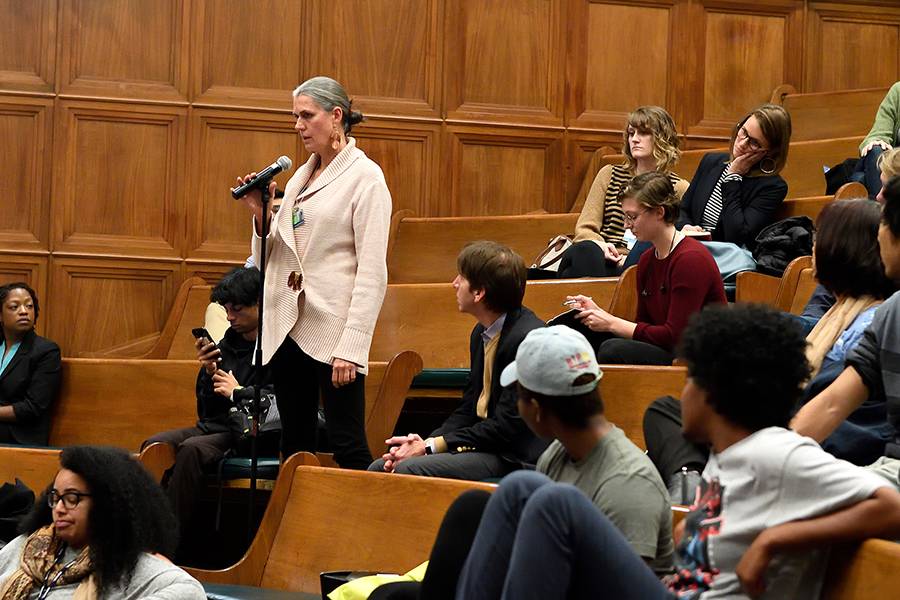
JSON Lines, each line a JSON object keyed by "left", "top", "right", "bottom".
{"left": 183, "top": 261, "right": 244, "bottom": 284}
{"left": 51, "top": 101, "right": 186, "bottom": 257}
{"left": 444, "top": 0, "right": 566, "bottom": 125}
{"left": 563, "top": 130, "right": 624, "bottom": 211}
{"left": 187, "top": 108, "right": 299, "bottom": 262}
{"left": 48, "top": 257, "right": 180, "bottom": 356}
{"left": 58, "top": 0, "right": 188, "bottom": 100}
{"left": 443, "top": 125, "right": 565, "bottom": 215}
{"left": 0, "top": 0, "right": 56, "bottom": 93}
{"left": 191, "top": 0, "right": 302, "bottom": 108}
{"left": 806, "top": 2, "right": 900, "bottom": 92}
{"left": 567, "top": 0, "right": 676, "bottom": 130}
{"left": 353, "top": 119, "right": 441, "bottom": 216}
{"left": 0, "top": 254, "right": 49, "bottom": 336}
{"left": 302, "top": 0, "right": 442, "bottom": 118}
{"left": 681, "top": 0, "right": 803, "bottom": 139}
{"left": 0, "top": 97, "right": 53, "bottom": 252}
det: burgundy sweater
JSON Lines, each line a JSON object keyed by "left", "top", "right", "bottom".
{"left": 633, "top": 236, "right": 726, "bottom": 351}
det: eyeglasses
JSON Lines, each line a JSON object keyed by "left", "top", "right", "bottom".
{"left": 47, "top": 490, "right": 91, "bottom": 510}
{"left": 737, "top": 126, "right": 766, "bottom": 152}
{"left": 623, "top": 209, "right": 648, "bottom": 224}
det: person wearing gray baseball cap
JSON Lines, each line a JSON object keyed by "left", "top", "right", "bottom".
{"left": 499, "top": 325, "right": 673, "bottom": 575}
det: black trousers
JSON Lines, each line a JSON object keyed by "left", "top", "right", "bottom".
{"left": 582, "top": 330, "right": 675, "bottom": 366}
{"left": 558, "top": 240, "right": 623, "bottom": 278}
{"left": 369, "top": 489, "right": 492, "bottom": 600}
{"left": 642, "top": 395, "right": 709, "bottom": 484}
{"left": 271, "top": 338, "right": 372, "bottom": 469}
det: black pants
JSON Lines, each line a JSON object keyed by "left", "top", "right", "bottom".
{"left": 370, "top": 489, "right": 492, "bottom": 600}
{"left": 642, "top": 395, "right": 709, "bottom": 484}
{"left": 558, "top": 240, "right": 622, "bottom": 278}
{"left": 271, "top": 338, "right": 372, "bottom": 469}
{"left": 583, "top": 331, "right": 675, "bottom": 366}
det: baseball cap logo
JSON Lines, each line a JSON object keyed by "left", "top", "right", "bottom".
{"left": 565, "top": 351, "right": 593, "bottom": 371}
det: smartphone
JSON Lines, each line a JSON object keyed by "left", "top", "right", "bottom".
{"left": 191, "top": 327, "right": 213, "bottom": 342}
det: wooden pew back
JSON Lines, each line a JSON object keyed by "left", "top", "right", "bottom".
{"left": 51, "top": 356, "right": 418, "bottom": 458}
{"left": 190, "top": 465, "right": 495, "bottom": 592}
{"left": 371, "top": 278, "right": 623, "bottom": 368}
{"left": 387, "top": 211, "right": 579, "bottom": 284}
{"left": 600, "top": 365, "right": 686, "bottom": 449}
{"left": 599, "top": 136, "right": 864, "bottom": 200}
{"left": 824, "top": 540, "right": 900, "bottom": 600}
{"left": 771, "top": 85, "right": 888, "bottom": 142}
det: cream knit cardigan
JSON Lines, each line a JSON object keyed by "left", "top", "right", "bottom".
{"left": 251, "top": 138, "right": 392, "bottom": 373}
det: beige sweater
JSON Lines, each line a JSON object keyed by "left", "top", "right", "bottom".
{"left": 252, "top": 138, "right": 392, "bottom": 372}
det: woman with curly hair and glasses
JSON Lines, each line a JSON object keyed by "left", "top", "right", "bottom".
{"left": 558, "top": 106, "right": 689, "bottom": 278}
{"left": 0, "top": 446, "right": 205, "bottom": 599}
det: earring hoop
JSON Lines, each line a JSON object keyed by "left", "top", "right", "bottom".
{"left": 759, "top": 157, "right": 776, "bottom": 175}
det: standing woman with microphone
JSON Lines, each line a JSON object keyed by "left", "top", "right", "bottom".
{"left": 235, "top": 76, "right": 392, "bottom": 469}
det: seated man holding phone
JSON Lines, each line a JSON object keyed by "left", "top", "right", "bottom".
{"left": 143, "top": 266, "right": 279, "bottom": 561}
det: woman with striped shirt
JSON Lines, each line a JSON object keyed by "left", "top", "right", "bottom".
{"left": 559, "top": 107, "right": 689, "bottom": 277}
{"left": 677, "top": 104, "right": 791, "bottom": 249}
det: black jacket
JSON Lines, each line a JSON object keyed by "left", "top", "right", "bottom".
{"left": 0, "top": 330, "right": 62, "bottom": 445}
{"left": 677, "top": 152, "right": 788, "bottom": 249}
{"left": 432, "top": 306, "right": 548, "bottom": 465}
{"left": 195, "top": 328, "right": 272, "bottom": 434}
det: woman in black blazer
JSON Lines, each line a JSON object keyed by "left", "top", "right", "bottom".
{"left": 0, "top": 282, "right": 61, "bottom": 445}
{"left": 677, "top": 103, "right": 792, "bottom": 249}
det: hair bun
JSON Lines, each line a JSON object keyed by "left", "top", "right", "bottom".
{"left": 348, "top": 109, "right": 365, "bottom": 125}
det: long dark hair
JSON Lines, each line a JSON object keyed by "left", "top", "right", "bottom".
{"left": 20, "top": 446, "right": 178, "bottom": 593}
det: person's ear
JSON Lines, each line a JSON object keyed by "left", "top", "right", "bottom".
{"left": 472, "top": 287, "right": 486, "bottom": 304}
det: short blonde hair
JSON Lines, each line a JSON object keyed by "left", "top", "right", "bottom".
{"left": 878, "top": 147, "right": 900, "bottom": 180}
{"left": 622, "top": 106, "right": 681, "bottom": 175}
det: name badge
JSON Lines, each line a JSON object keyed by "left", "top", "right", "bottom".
{"left": 292, "top": 206, "right": 304, "bottom": 229}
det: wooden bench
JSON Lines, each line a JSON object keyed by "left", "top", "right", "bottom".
{"left": 596, "top": 136, "right": 864, "bottom": 200}
{"left": 0, "top": 442, "right": 183, "bottom": 493}
{"left": 48, "top": 354, "right": 420, "bottom": 460}
{"left": 770, "top": 84, "right": 889, "bottom": 142}
{"left": 372, "top": 274, "right": 635, "bottom": 370}
{"left": 387, "top": 210, "right": 579, "bottom": 284}
{"left": 186, "top": 459, "right": 900, "bottom": 599}
{"left": 735, "top": 255, "right": 815, "bottom": 315}
{"left": 599, "top": 364, "right": 685, "bottom": 449}
{"left": 187, "top": 463, "right": 496, "bottom": 595}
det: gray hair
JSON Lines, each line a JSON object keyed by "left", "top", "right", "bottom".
{"left": 292, "top": 76, "right": 364, "bottom": 134}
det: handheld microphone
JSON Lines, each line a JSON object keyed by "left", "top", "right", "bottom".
{"left": 231, "top": 156, "right": 292, "bottom": 199}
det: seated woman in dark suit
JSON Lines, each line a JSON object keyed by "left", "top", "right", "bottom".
{"left": 678, "top": 103, "right": 791, "bottom": 248}
{"left": 567, "top": 173, "right": 726, "bottom": 366}
{"left": 0, "top": 282, "right": 61, "bottom": 445}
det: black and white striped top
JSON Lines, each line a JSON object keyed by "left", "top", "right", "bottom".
{"left": 601, "top": 165, "right": 685, "bottom": 246}
{"left": 700, "top": 166, "right": 743, "bottom": 231}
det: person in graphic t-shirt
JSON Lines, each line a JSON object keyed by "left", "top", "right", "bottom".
{"left": 404, "top": 304, "right": 900, "bottom": 600}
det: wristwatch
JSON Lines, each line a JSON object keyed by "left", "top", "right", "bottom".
{"left": 424, "top": 438, "right": 436, "bottom": 455}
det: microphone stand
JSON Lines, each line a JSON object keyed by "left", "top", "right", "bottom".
{"left": 247, "top": 181, "right": 271, "bottom": 543}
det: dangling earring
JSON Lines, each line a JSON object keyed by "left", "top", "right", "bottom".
{"left": 760, "top": 157, "right": 776, "bottom": 175}
{"left": 331, "top": 123, "right": 342, "bottom": 151}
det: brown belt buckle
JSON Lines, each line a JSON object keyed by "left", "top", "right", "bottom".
{"left": 287, "top": 271, "right": 303, "bottom": 291}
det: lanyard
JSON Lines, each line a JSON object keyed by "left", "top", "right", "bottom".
{"left": 36, "top": 545, "right": 79, "bottom": 600}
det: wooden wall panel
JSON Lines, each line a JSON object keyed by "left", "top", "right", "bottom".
{"left": 0, "top": 97, "right": 53, "bottom": 253}
{"left": 51, "top": 101, "right": 186, "bottom": 258}
{"left": 806, "top": 2, "right": 900, "bottom": 91}
{"left": 0, "top": 0, "right": 56, "bottom": 93}
{"left": 191, "top": 0, "right": 302, "bottom": 108}
{"left": 187, "top": 109, "right": 299, "bottom": 262}
{"left": 183, "top": 261, "right": 244, "bottom": 284}
{"left": 563, "top": 130, "right": 624, "bottom": 210}
{"left": 567, "top": 0, "right": 676, "bottom": 130}
{"left": 58, "top": 0, "right": 188, "bottom": 100}
{"left": 353, "top": 120, "right": 441, "bottom": 216}
{"left": 443, "top": 125, "right": 565, "bottom": 215}
{"left": 444, "top": 0, "right": 566, "bottom": 125}
{"left": 47, "top": 258, "right": 180, "bottom": 356}
{"left": 681, "top": 0, "right": 803, "bottom": 139}
{"left": 302, "top": 0, "right": 442, "bottom": 118}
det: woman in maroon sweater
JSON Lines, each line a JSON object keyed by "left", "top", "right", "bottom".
{"left": 568, "top": 172, "right": 726, "bottom": 365}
